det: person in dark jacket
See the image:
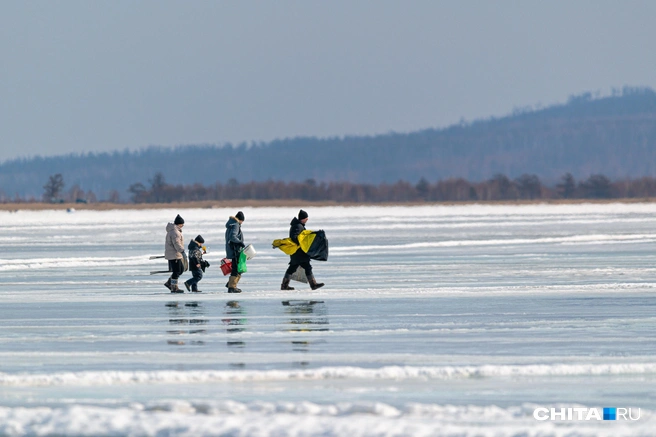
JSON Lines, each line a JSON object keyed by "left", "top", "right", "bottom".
{"left": 225, "top": 211, "right": 246, "bottom": 293}
{"left": 281, "top": 209, "right": 325, "bottom": 290}
{"left": 184, "top": 235, "right": 208, "bottom": 292}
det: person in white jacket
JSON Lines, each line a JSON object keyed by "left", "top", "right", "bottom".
{"left": 164, "top": 214, "right": 186, "bottom": 293}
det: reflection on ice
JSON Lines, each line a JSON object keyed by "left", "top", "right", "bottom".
{"left": 165, "top": 301, "right": 208, "bottom": 346}
{"left": 282, "top": 300, "right": 329, "bottom": 333}
{"left": 281, "top": 300, "right": 330, "bottom": 367}
{"left": 222, "top": 300, "right": 247, "bottom": 334}
{"left": 223, "top": 300, "right": 247, "bottom": 368}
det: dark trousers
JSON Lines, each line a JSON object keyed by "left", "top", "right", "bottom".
{"left": 187, "top": 269, "right": 203, "bottom": 290}
{"left": 285, "top": 260, "right": 312, "bottom": 277}
{"left": 168, "top": 259, "right": 183, "bottom": 279}
{"left": 231, "top": 257, "right": 240, "bottom": 276}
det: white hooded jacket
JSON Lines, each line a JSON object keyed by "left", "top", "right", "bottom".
{"left": 165, "top": 222, "right": 184, "bottom": 260}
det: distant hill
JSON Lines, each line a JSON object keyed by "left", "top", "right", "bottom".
{"left": 2, "top": 86, "right": 656, "bottom": 201}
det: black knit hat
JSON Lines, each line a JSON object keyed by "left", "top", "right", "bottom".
{"left": 236, "top": 211, "right": 245, "bottom": 221}
{"left": 298, "top": 209, "right": 308, "bottom": 220}
{"left": 174, "top": 214, "right": 185, "bottom": 225}
{"left": 195, "top": 235, "right": 205, "bottom": 244}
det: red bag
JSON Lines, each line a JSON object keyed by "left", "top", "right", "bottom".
{"left": 220, "top": 258, "right": 232, "bottom": 276}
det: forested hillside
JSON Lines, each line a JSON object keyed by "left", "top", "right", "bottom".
{"left": 2, "top": 87, "right": 656, "bottom": 201}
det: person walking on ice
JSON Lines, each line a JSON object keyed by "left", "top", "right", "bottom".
{"left": 225, "top": 211, "right": 247, "bottom": 293}
{"left": 280, "top": 209, "right": 325, "bottom": 291}
{"left": 164, "top": 214, "right": 187, "bottom": 293}
{"left": 184, "top": 235, "right": 208, "bottom": 292}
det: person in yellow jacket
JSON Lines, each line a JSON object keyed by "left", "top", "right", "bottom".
{"left": 281, "top": 210, "right": 324, "bottom": 290}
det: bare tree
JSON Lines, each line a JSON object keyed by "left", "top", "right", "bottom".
{"left": 68, "top": 184, "right": 84, "bottom": 203}
{"left": 43, "top": 174, "right": 65, "bottom": 202}
{"left": 514, "top": 174, "right": 542, "bottom": 199}
{"left": 483, "top": 174, "right": 516, "bottom": 200}
{"left": 108, "top": 190, "right": 121, "bottom": 203}
{"left": 128, "top": 183, "right": 147, "bottom": 203}
{"left": 149, "top": 172, "right": 166, "bottom": 191}
{"left": 556, "top": 173, "right": 577, "bottom": 199}
{"left": 85, "top": 190, "right": 97, "bottom": 203}
{"left": 148, "top": 172, "right": 169, "bottom": 203}
{"left": 579, "top": 174, "right": 612, "bottom": 198}
{"left": 415, "top": 177, "right": 430, "bottom": 200}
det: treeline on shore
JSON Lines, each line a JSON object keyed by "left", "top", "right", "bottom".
{"left": 125, "top": 173, "right": 656, "bottom": 203}
{"left": 15, "top": 172, "right": 656, "bottom": 204}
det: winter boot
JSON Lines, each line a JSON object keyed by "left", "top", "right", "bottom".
{"left": 308, "top": 274, "right": 324, "bottom": 290}
{"left": 183, "top": 280, "right": 191, "bottom": 292}
{"left": 281, "top": 276, "right": 295, "bottom": 290}
{"left": 235, "top": 274, "right": 243, "bottom": 292}
{"left": 170, "top": 278, "right": 184, "bottom": 293}
{"left": 192, "top": 285, "right": 202, "bottom": 293}
{"left": 164, "top": 278, "right": 172, "bottom": 291}
{"left": 236, "top": 273, "right": 242, "bottom": 282}
{"left": 227, "top": 275, "right": 242, "bottom": 293}
{"left": 226, "top": 273, "right": 241, "bottom": 288}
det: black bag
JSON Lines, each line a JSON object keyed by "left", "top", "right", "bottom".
{"left": 306, "top": 230, "right": 329, "bottom": 261}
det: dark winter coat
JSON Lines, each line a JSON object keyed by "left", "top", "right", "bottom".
{"left": 225, "top": 216, "right": 244, "bottom": 259}
{"left": 188, "top": 239, "right": 205, "bottom": 272}
{"left": 289, "top": 217, "right": 310, "bottom": 263}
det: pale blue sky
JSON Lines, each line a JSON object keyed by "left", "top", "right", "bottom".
{"left": 1, "top": 0, "right": 655, "bottom": 162}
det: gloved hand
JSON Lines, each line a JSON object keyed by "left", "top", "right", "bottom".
{"left": 205, "top": 261, "right": 210, "bottom": 267}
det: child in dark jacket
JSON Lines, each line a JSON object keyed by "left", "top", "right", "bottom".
{"left": 184, "top": 235, "right": 209, "bottom": 292}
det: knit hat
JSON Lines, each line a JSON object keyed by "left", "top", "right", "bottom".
{"left": 298, "top": 209, "right": 308, "bottom": 220}
{"left": 235, "top": 211, "right": 245, "bottom": 221}
{"left": 174, "top": 214, "right": 185, "bottom": 225}
{"left": 195, "top": 235, "right": 205, "bottom": 244}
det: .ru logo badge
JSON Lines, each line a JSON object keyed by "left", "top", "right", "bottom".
{"left": 603, "top": 408, "right": 616, "bottom": 421}
{"left": 534, "top": 406, "right": 640, "bottom": 421}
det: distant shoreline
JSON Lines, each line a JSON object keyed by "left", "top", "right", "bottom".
{"left": 2, "top": 198, "right": 656, "bottom": 211}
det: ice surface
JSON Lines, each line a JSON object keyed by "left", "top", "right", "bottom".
{"left": 1, "top": 204, "right": 655, "bottom": 436}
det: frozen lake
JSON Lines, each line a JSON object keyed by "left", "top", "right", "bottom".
{"left": 1, "top": 204, "right": 655, "bottom": 436}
